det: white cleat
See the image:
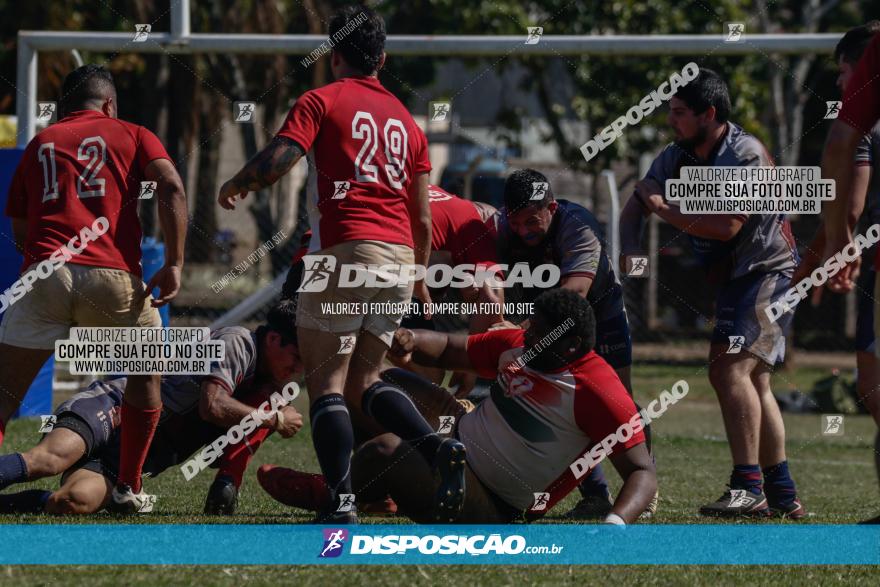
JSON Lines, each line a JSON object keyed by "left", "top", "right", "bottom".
{"left": 108, "top": 484, "right": 156, "bottom": 514}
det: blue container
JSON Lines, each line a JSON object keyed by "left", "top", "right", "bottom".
{"left": 141, "top": 237, "right": 170, "bottom": 326}
{"left": 0, "top": 148, "right": 54, "bottom": 417}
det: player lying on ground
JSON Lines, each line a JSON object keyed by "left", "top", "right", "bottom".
{"left": 819, "top": 26, "right": 880, "bottom": 524}
{"left": 490, "top": 169, "right": 652, "bottom": 519}
{"left": 218, "top": 4, "right": 432, "bottom": 524}
{"left": 0, "top": 64, "right": 188, "bottom": 513}
{"left": 259, "top": 289, "right": 656, "bottom": 524}
{"left": 619, "top": 67, "right": 805, "bottom": 519}
{"left": 0, "top": 302, "right": 303, "bottom": 514}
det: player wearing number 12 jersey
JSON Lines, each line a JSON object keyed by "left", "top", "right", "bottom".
{"left": 218, "top": 5, "right": 464, "bottom": 524}
{"left": 0, "top": 64, "right": 188, "bottom": 513}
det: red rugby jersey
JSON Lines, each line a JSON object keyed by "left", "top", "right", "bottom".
{"left": 276, "top": 76, "right": 431, "bottom": 251}
{"left": 461, "top": 328, "right": 644, "bottom": 514}
{"left": 5, "top": 110, "right": 171, "bottom": 276}
{"left": 428, "top": 185, "right": 498, "bottom": 268}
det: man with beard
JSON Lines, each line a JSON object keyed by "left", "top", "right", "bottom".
{"left": 491, "top": 168, "right": 644, "bottom": 519}
{"left": 619, "top": 68, "right": 805, "bottom": 519}
{"left": 259, "top": 289, "right": 656, "bottom": 524}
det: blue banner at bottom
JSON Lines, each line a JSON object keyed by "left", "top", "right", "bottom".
{"left": 0, "top": 524, "right": 877, "bottom": 565}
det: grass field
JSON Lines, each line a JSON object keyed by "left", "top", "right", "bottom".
{"left": 1, "top": 363, "right": 878, "bottom": 584}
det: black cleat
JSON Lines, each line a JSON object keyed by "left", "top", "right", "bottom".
{"left": 204, "top": 476, "right": 238, "bottom": 515}
{"left": 858, "top": 514, "right": 880, "bottom": 524}
{"left": 314, "top": 494, "right": 358, "bottom": 524}
{"left": 564, "top": 494, "right": 614, "bottom": 520}
{"left": 699, "top": 488, "right": 770, "bottom": 518}
{"left": 433, "top": 438, "right": 467, "bottom": 523}
{"left": 768, "top": 496, "right": 806, "bottom": 520}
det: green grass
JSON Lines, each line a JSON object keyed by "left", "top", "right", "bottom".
{"left": 1, "top": 364, "right": 878, "bottom": 583}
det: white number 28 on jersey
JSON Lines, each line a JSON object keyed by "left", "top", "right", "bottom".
{"left": 351, "top": 111, "right": 408, "bottom": 189}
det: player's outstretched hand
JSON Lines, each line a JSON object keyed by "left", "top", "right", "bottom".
{"left": 146, "top": 264, "right": 182, "bottom": 307}
{"left": 822, "top": 233, "right": 860, "bottom": 294}
{"left": 488, "top": 320, "right": 520, "bottom": 331}
{"left": 275, "top": 405, "right": 303, "bottom": 438}
{"left": 218, "top": 180, "right": 248, "bottom": 210}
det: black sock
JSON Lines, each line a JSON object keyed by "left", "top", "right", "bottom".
{"left": 0, "top": 453, "right": 28, "bottom": 490}
{"left": 362, "top": 381, "right": 444, "bottom": 466}
{"left": 0, "top": 489, "right": 50, "bottom": 513}
{"left": 309, "top": 394, "right": 354, "bottom": 502}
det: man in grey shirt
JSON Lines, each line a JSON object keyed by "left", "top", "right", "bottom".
{"left": 619, "top": 68, "right": 804, "bottom": 519}
{"left": 0, "top": 301, "right": 303, "bottom": 515}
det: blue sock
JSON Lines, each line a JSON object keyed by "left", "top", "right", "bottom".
{"left": 730, "top": 464, "right": 763, "bottom": 495}
{"left": 309, "top": 394, "right": 354, "bottom": 501}
{"left": 0, "top": 489, "right": 50, "bottom": 513}
{"left": 0, "top": 453, "right": 28, "bottom": 490}
{"left": 762, "top": 460, "right": 797, "bottom": 505}
{"left": 578, "top": 464, "right": 610, "bottom": 499}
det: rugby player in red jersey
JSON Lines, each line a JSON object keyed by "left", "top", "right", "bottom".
{"left": 259, "top": 289, "right": 657, "bottom": 524}
{"left": 218, "top": 6, "right": 463, "bottom": 523}
{"left": 0, "top": 65, "right": 187, "bottom": 513}
{"left": 818, "top": 30, "right": 880, "bottom": 524}
{"left": 281, "top": 184, "right": 502, "bottom": 396}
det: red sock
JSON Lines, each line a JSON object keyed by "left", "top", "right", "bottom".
{"left": 218, "top": 426, "right": 273, "bottom": 488}
{"left": 118, "top": 403, "right": 162, "bottom": 493}
{"left": 0, "top": 419, "right": 5, "bottom": 448}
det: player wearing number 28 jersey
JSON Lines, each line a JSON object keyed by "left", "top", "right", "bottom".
{"left": 217, "top": 5, "right": 463, "bottom": 524}
{"left": 0, "top": 64, "right": 188, "bottom": 514}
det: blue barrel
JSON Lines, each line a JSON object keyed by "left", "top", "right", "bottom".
{"left": 0, "top": 148, "right": 53, "bottom": 417}
{"left": 141, "top": 237, "right": 170, "bottom": 326}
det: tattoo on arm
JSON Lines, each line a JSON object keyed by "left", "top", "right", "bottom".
{"left": 231, "top": 136, "right": 304, "bottom": 192}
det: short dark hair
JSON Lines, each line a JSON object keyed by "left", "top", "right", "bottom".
{"left": 503, "top": 168, "right": 554, "bottom": 213}
{"left": 835, "top": 21, "right": 880, "bottom": 64}
{"left": 61, "top": 64, "right": 116, "bottom": 112}
{"left": 673, "top": 68, "right": 731, "bottom": 123}
{"left": 532, "top": 289, "right": 596, "bottom": 355}
{"left": 259, "top": 300, "right": 298, "bottom": 347}
{"left": 329, "top": 5, "right": 386, "bottom": 75}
